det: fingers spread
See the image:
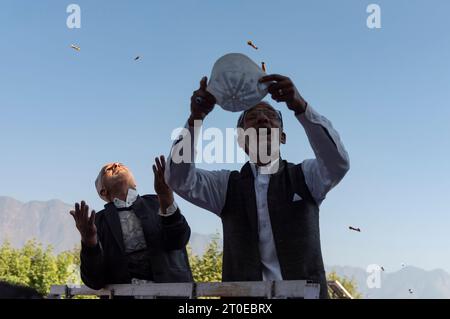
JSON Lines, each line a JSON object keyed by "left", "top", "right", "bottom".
{"left": 155, "top": 157, "right": 163, "bottom": 172}
{"left": 160, "top": 155, "right": 166, "bottom": 170}
{"left": 69, "top": 210, "right": 77, "bottom": 222}
{"left": 89, "top": 210, "right": 96, "bottom": 225}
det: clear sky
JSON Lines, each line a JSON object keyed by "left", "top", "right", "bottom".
{"left": 1, "top": 0, "right": 449, "bottom": 273}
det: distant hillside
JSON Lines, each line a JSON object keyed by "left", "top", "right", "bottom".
{"left": 327, "top": 265, "right": 450, "bottom": 299}
{"left": 0, "top": 196, "right": 78, "bottom": 252}
{"left": 0, "top": 196, "right": 217, "bottom": 255}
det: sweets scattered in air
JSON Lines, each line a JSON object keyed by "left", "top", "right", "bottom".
{"left": 247, "top": 40, "right": 258, "bottom": 50}
{"left": 261, "top": 62, "right": 267, "bottom": 73}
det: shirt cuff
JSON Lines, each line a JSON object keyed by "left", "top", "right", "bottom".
{"left": 296, "top": 103, "right": 323, "bottom": 125}
{"left": 158, "top": 200, "right": 178, "bottom": 217}
{"left": 160, "top": 209, "right": 183, "bottom": 225}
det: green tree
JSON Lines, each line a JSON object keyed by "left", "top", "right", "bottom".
{"left": 0, "top": 240, "right": 81, "bottom": 296}
{"left": 327, "top": 271, "right": 362, "bottom": 299}
{"left": 187, "top": 235, "right": 223, "bottom": 283}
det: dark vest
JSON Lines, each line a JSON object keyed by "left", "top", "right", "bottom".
{"left": 221, "top": 160, "right": 329, "bottom": 299}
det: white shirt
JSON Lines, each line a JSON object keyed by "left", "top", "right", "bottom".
{"left": 113, "top": 189, "right": 147, "bottom": 253}
{"left": 112, "top": 189, "right": 177, "bottom": 253}
{"left": 165, "top": 104, "right": 350, "bottom": 280}
{"left": 250, "top": 160, "right": 283, "bottom": 280}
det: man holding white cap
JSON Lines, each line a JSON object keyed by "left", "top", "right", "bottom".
{"left": 166, "top": 75, "right": 350, "bottom": 299}
{"left": 70, "top": 158, "right": 192, "bottom": 290}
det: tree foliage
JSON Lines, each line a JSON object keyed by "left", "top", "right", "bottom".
{"left": 187, "top": 235, "right": 223, "bottom": 283}
{"left": 327, "top": 271, "right": 362, "bottom": 299}
{"left": 0, "top": 240, "right": 81, "bottom": 295}
{"left": 1, "top": 238, "right": 362, "bottom": 299}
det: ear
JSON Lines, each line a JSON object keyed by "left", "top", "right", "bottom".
{"left": 281, "top": 131, "right": 286, "bottom": 145}
{"left": 100, "top": 189, "right": 110, "bottom": 201}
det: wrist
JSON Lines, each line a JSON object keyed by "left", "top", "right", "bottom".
{"left": 158, "top": 195, "right": 174, "bottom": 212}
{"left": 159, "top": 201, "right": 178, "bottom": 217}
{"left": 81, "top": 235, "right": 97, "bottom": 248}
{"left": 188, "top": 114, "right": 205, "bottom": 127}
{"left": 291, "top": 99, "right": 308, "bottom": 115}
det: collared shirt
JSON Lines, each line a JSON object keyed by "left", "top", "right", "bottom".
{"left": 113, "top": 189, "right": 148, "bottom": 254}
{"left": 166, "top": 104, "right": 350, "bottom": 281}
{"left": 250, "top": 160, "right": 283, "bottom": 280}
{"left": 113, "top": 189, "right": 153, "bottom": 280}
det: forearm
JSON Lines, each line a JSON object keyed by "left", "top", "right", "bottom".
{"left": 165, "top": 120, "right": 230, "bottom": 215}
{"left": 161, "top": 209, "right": 191, "bottom": 250}
{"left": 297, "top": 104, "right": 350, "bottom": 177}
{"left": 166, "top": 121, "right": 199, "bottom": 192}
{"left": 295, "top": 104, "right": 350, "bottom": 204}
{"left": 80, "top": 242, "right": 106, "bottom": 290}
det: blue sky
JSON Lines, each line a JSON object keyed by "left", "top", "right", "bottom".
{"left": 0, "top": 0, "right": 449, "bottom": 273}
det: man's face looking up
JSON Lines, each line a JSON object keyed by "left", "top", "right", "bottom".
{"left": 100, "top": 163, "right": 137, "bottom": 201}
{"left": 240, "top": 103, "right": 286, "bottom": 166}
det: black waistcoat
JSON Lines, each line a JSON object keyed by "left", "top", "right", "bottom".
{"left": 221, "top": 160, "right": 329, "bottom": 299}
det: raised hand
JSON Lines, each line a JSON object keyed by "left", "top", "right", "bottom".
{"left": 70, "top": 201, "right": 97, "bottom": 247}
{"left": 189, "top": 76, "right": 216, "bottom": 126}
{"left": 153, "top": 155, "right": 174, "bottom": 213}
{"left": 259, "top": 74, "right": 308, "bottom": 114}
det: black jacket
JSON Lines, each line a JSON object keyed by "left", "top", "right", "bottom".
{"left": 80, "top": 195, "right": 193, "bottom": 290}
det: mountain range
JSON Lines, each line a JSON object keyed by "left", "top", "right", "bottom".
{"left": 0, "top": 196, "right": 218, "bottom": 255}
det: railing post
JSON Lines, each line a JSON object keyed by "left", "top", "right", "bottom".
{"left": 64, "top": 285, "right": 72, "bottom": 299}
{"left": 190, "top": 282, "right": 197, "bottom": 299}
{"left": 266, "top": 281, "right": 275, "bottom": 299}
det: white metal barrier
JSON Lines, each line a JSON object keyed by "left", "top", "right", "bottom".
{"left": 48, "top": 280, "right": 323, "bottom": 299}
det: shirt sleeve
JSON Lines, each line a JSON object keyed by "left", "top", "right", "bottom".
{"left": 165, "top": 121, "right": 231, "bottom": 216}
{"left": 296, "top": 104, "right": 350, "bottom": 206}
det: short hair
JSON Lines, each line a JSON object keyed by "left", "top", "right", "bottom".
{"left": 237, "top": 101, "right": 283, "bottom": 129}
{"left": 95, "top": 163, "right": 118, "bottom": 202}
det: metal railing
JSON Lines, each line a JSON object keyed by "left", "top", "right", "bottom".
{"left": 328, "top": 280, "right": 354, "bottom": 299}
{"left": 49, "top": 280, "right": 353, "bottom": 299}
{"left": 48, "top": 280, "right": 322, "bottom": 299}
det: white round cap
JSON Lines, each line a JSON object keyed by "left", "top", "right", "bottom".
{"left": 207, "top": 53, "right": 269, "bottom": 112}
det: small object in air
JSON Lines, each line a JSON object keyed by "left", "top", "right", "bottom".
{"left": 349, "top": 226, "right": 361, "bottom": 232}
{"left": 70, "top": 44, "right": 81, "bottom": 51}
{"left": 409, "top": 289, "right": 414, "bottom": 294}
{"left": 247, "top": 40, "right": 258, "bottom": 50}
{"left": 401, "top": 263, "right": 406, "bottom": 268}
{"left": 134, "top": 56, "right": 141, "bottom": 61}
{"left": 261, "top": 62, "right": 267, "bottom": 73}
{"left": 207, "top": 53, "right": 270, "bottom": 112}
{"left": 381, "top": 266, "right": 385, "bottom": 272}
